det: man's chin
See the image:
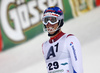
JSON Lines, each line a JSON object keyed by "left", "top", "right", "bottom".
{"left": 48, "top": 32, "right": 55, "bottom": 35}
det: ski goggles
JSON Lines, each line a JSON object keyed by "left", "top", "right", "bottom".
{"left": 42, "top": 16, "right": 58, "bottom": 25}
{"left": 42, "top": 15, "right": 64, "bottom": 25}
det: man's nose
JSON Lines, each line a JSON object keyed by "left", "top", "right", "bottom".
{"left": 47, "top": 22, "right": 52, "bottom": 26}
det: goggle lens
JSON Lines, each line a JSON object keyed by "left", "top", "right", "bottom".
{"left": 43, "top": 17, "right": 58, "bottom": 25}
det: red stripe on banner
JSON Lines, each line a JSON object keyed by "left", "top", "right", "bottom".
{"left": 0, "top": 30, "right": 3, "bottom": 52}
{"left": 96, "top": 0, "right": 100, "bottom": 6}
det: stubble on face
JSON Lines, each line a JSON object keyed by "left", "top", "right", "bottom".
{"left": 46, "top": 23, "right": 58, "bottom": 34}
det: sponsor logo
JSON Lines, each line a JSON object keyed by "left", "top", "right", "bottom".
{"left": 70, "top": 42, "right": 73, "bottom": 46}
{"left": 69, "top": 0, "right": 94, "bottom": 17}
{"left": 67, "top": 70, "right": 69, "bottom": 72}
{"left": 44, "top": 13, "right": 59, "bottom": 17}
{"left": 0, "top": 0, "right": 64, "bottom": 42}
{"left": 70, "top": 42, "right": 77, "bottom": 61}
{"left": 49, "top": 69, "right": 64, "bottom": 73}
{"left": 61, "top": 62, "right": 68, "bottom": 65}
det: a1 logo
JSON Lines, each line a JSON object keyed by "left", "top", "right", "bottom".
{"left": 46, "top": 43, "right": 59, "bottom": 60}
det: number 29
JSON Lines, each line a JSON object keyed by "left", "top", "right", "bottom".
{"left": 48, "top": 61, "right": 59, "bottom": 70}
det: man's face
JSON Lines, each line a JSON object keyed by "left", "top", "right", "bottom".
{"left": 46, "top": 22, "right": 58, "bottom": 35}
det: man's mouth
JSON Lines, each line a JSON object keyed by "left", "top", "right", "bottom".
{"left": 48, "top": 27, "right": 53, "bottom": 31}
{"left": 47, "top": 27, "right": 55, "bottom": 32}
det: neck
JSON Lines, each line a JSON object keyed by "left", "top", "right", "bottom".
{"left": 50, "top": 29, "right": 61, "bottom": 38}
{"left": 49, "top": 30, "right": 65, "bottom": 43}
{"left": 49, "top": 29, "right": 61, "bottom": 38}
